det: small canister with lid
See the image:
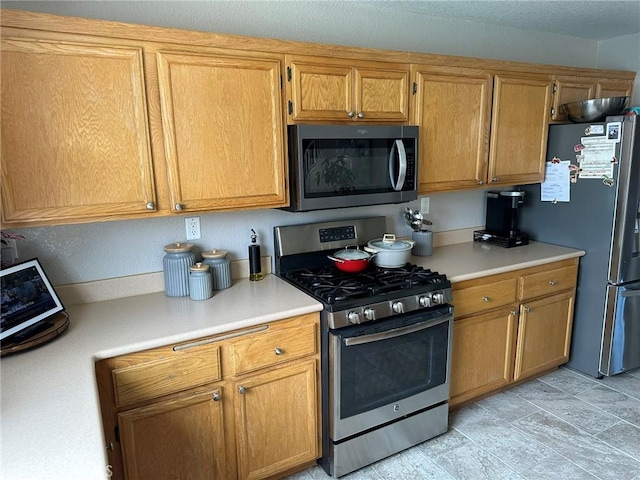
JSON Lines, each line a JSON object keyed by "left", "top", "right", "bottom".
{"left": 189, "top": 262, "right": 213, "bottom": 301}
{"left": 163, "top": 242, "right": 196, "bottom": 297}
{"left": 202, "top": 249, "right": 232, "bottom": 290}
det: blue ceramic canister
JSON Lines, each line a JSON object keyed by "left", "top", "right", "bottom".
{"left": 163, "top": 242, "right": 196, "bottom": 297}
{"left": 201, "top": 249, "right": 232, "bottom": 290}
{"left": 189, "top": 262, "right": 213, "bottom": 301}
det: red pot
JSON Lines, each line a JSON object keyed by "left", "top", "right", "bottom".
{"left": 327, "top": 246, "right": 374, "bottom": 273}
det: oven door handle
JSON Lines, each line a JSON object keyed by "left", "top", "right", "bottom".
{"left": 343, "top": 317, "right": 449, "bottom": 346}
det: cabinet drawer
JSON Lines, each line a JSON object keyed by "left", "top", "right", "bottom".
{"left": 112, "top": 348, "right": 221, "bottom": 407}
{"left": 519, "top": 265, "right": 578, "bottom": 301}
{"left": 230, "top": 322, "right": 317, "bottom": 376}
{"left": 453, "top": 278, "right": 517, "bottom": 318}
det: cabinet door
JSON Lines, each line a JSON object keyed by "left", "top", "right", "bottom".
{"left": 287, "top": 56, "right": 409, "bottom": 123}
{"left": 551, "top": 76, "right": 596, "bottom": 121}
{"left": 118, "top": 388, "right": 232, "bottom": 480}
{"left": 488, "top": 74, "right": 552, "bottom": 186}
{"left": 514, "top": 290, "right": 575, "bottom": 381}
{"left": 287, "top": 57, "right": 353, "bottom": 122}
{"left": 157, "top": 50, "right": 287, "bottom": 212}
{"left": 450, "top": 307, "right": 518, "bottom": 408}
{"left": 412, "top": 65, "right": 492, "bottom": 193}
{"left": 0, "top": 38, "right": 156, "bottom": 226}
{"left": 234, "top": 359, "right": 319, "bottom": 480}
{"left": 355, "top": 67, "right": 409, "bottom": 121}
{"left": 595, "top": 79, "right": 633, "bottom": 99}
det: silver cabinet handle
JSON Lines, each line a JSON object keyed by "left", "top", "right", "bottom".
{"left": 549, "top": 280, "right": 557, "bottom": 286}
{"left": 274, "top": 347, "right": 283, "bottom": 355}
{"left": 483, "top": 296, "right": 490, "bottom": 302}
{"left": 357, "top": 112, "right": 364, "bottom": 118}
{"left": 146, "top": 202, "right": 155, "bottom": 210}
{"left": 212, "top": 392, "right": 221, "bottom": 401}
{"left": 492, "top": 177, "right": 499, "bottom": 182}
{"left": 478, "top": 180, "right": 484, "bottom": 185}
{"left": 238, "top": 386, "right": 246, "bottom": 394}
{"left": 510, "top": 310, "right": 518, "bottom": 316}
{"left": 524, "top": 306, "right": 532, "bottom": 313}
{"left": 347, "top": 111, "right": 355, "bottom": 118}
{"left": 175, "top": 203, "right": 184, "bottom": 211}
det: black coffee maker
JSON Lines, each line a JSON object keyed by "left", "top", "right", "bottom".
{"left": 474, "top": 191, "right": 530, "bottom": 247}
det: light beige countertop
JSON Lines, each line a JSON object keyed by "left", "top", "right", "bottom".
{"left": 0, "top": 241, "right": 584, "bottom": 479}
{"left": 410, "top": 240, "right": 585, "bottom": 282}
{"left": 0, "top": 275, "right": 323, "bottom": 480}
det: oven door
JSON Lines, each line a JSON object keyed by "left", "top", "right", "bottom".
{"left": 329, "top": 306, "right": 453, "bottom": 441}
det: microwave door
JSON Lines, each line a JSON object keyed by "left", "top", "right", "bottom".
{"left": 389, "top": 139, "right": 407, "bottom": 191}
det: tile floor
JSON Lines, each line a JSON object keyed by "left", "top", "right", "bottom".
{"left": 286, "top": 367, "right": 640, "bottom": 480}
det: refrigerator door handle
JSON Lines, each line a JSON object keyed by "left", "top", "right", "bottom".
{"left": 621, "top": 289, "right": 640, "bottom": 297}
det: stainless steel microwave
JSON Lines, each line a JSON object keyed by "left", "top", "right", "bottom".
{"left": 284, "top": 125, "right": 419, "bottom": 211}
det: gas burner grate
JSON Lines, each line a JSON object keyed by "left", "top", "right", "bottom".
{"left": 283, "top": 264, "right": 449, "bottom": 305}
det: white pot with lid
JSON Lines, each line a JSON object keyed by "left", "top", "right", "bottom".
{"left": 364, "top": 234, "right": 415, "bottom": 268}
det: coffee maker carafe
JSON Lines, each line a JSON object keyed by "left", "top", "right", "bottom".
{"left": 474, "top": 190, "right": 530, "bottom": 247}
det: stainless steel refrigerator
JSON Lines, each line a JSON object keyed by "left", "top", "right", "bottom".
{"left": 519, "top": 115, "right": 640, "bottom": 378}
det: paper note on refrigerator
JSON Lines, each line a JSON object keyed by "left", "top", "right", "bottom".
{"left": 541, "top": 160, "right": 570, "bottom": 202}
{"left": 579, "top": 137, "right": 616, "bottom": 178}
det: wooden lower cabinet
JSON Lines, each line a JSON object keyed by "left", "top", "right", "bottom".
{"left": 450, "top": 307, "right": 518, "bottom": 407}
{"left": 118, "top": 388, "right": 231, "bottom": 480}
{"left": 514, "top": 290, "right": 575, "bottom": 381}
{"left": 96, "top": 313, "right": 320, "bottom": 480}
{"left": 234, "top": 360, "right": 318, "bottom": 480}
{"left": 449, "top": 259, "right": 579, "bottom": 408}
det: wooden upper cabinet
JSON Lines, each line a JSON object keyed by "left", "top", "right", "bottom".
{"left": 156, "top": 50, "right": 287, "bottom": 212}
{"left": 488, "top": 74, "right": 552, "bottom": 186}
{"left": 551, "top": 75, "right": 633, "bottom": 121}
{"left": 551, "top": 76, "right": 596, "bottom": 121}
{"left": 286, "top": 55, "right": 409, "bottom": 123}
{"left": 0, "top": 37, "right": 156, "bottom": 226}
{"left": 411, "top": 65, "right": 492, "bottom": 193}
{"left": 595, "top": 78, "right": 633, "bottom": 99}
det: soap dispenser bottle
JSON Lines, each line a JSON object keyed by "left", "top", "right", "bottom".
{"left": 249, "top": 229, "right": 264, "bottom": 281}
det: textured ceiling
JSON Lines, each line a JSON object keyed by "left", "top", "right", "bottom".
{"left": 360, "top": 0, "right": 640, "bottom": 40}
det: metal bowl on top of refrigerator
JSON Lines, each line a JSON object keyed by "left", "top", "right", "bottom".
{"left": 561, "top": 96, "right": 629, "bottom": 123}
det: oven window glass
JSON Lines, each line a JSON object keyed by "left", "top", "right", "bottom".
{"left": 302, "top": 138, "right": 411, "bottom": 197}
{"left": 338, "top": 318, "right": 449, "bottom": 419}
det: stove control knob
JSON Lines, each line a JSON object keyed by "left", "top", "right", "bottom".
{"left": 347, "top": 311, "right": 361, "bottom": 324}
{"left": 418, "top": 295, "right": 432, "bottom": 308}
{"left": 391, "top": 301, "right": 405, "bottom": 314}
{"left": 363, "top": 307, "right": 376, "bottom": 321}
{"left": 430, "top": 292, "right": 446, "bottom": 305}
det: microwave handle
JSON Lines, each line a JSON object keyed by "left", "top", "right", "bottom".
{"left": 388, "top": 139, "right": 407, "bottom": 191}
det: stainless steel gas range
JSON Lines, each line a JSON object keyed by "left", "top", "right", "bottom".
{"left": 274, "top": 217, "right": 453, "bottom": 478}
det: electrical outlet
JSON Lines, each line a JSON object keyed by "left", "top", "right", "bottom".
{"left": 185, "top": 217, "right": 201, "bottom": 240}
{"left": 420, "top": 197, "right": 430, "bottom": 214}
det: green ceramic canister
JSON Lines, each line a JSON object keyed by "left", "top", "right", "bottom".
{"left": 202, "top": 249, "right": 232, "bottom": 290}
{"left": 163, "top": 242, "right": 196, "bottom": 297}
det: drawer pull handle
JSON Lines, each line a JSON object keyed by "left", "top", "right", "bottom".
{"left": 511, "top": 310, "right": 517, "bottom": 316}
{"left": 173, "top": 325, "right": 269, "bottom": 350}
{"left": 483, "top": 296, "right": 490, "bottom": 302}
{"left": 524, "top": 306, "right": 532, "bottom": 313}
{"left": 549, "top": 280, "right": 557, "bottom": 286}
{"left": 274, "top": 347, "right": 283, "bottom": 356}
{"left": 238, "top": 386, "right": 246, "bottom": 394}
{"left": 212, "top": 392, "right": 221, "bottom": 402}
